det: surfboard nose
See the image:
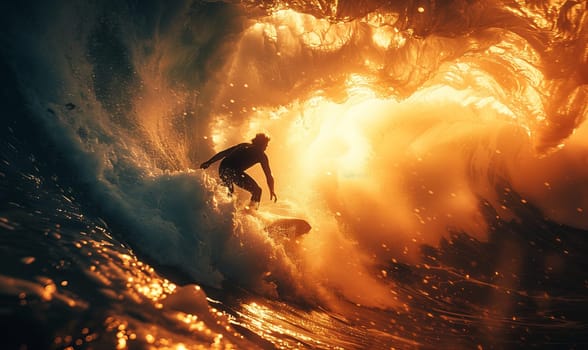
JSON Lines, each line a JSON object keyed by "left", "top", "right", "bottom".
{"left": 299, "top": 220, "right": 311, "bottom": 234}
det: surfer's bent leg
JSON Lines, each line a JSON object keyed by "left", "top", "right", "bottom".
{"left": 219, "top": 167, "right": 235, "bottom": 195}
{"left": 234, "top": 172, "right": 262, "bottom": 204}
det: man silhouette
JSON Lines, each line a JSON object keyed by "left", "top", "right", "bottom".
{"left": 200, "top": 133, "right": 277, "bottom": 209}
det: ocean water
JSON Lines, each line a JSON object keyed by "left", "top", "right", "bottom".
{"left": 1, "top": 0, "right": 587, "bottom": 349}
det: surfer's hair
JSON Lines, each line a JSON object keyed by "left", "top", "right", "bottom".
{"left": 252, "top": 133, "right": 270, "bottom": 144}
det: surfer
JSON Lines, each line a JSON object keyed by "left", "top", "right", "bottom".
{"left": 200, "top": 133, "right": 277, "bottom": 209}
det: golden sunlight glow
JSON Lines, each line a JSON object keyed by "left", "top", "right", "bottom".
{"left": 252, "top": 7, "right": 411, "bottom": 55}
{"left": 372, "top": 26, "right": 394, "bottom": 49}
{"left": 251, "top": 9, "right": 355, "bottom": 52}
{"left": 201, "top": 0, "right": 588, "bottom": 318}
{"left": 225, "top": 56, "right": 536, "bottom": 262}
{"left": 307, "top": 105, "right": 371, "bottom": 178}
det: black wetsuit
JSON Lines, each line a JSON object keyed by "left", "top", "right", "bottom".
{"left": 219, "top": 143, "right": 269, "bottom": 202}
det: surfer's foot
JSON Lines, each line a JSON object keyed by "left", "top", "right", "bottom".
{"left": 245, "top": 201, "right": 260, "bottom": 211}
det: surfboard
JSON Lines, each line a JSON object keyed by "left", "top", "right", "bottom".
{"left": 237, "top": 203, "right": 311, "bottom": 241}
{"left": 264, "top": 218, "right": 311, "bottom": 240}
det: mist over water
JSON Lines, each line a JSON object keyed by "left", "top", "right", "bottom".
{"left": 1, "top": 0, "right": 588, "bottom": 348}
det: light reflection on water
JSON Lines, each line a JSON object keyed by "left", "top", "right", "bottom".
{"left": 2, "top": 167, "right": 588, "bottom": 349}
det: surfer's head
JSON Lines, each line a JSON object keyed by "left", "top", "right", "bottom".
{"left": 251, "top": 133, "right": 270, "bottom": 150}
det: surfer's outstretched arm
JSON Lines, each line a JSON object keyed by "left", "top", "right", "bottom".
{"left": 260, "top": 154, "right": 277, "bottom": 202}
{"left": 200, "top": 144, "right": 240, "bottom": 169}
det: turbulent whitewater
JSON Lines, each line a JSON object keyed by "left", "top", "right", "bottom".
{"left": 1, "top": 0, "right": 587, "bottom": 348}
